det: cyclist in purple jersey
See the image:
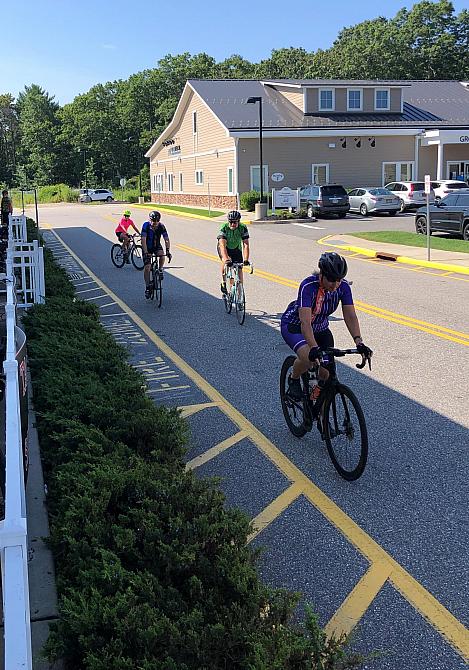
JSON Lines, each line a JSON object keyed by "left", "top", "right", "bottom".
{"left": 281, "top": 252, "right": 372, "bottom": 400}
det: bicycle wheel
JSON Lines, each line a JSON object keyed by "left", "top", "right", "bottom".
{"left": 323, "top": 384, "right": 368, "bottom": 481}
{"left": 154, "top": 268, "right": 163, "bottom": 308}
{"left": 111, "top": 244, "right": 125, "bottom": 268}
{"left": 235, "top": 282, "right": 246, "bottom": 325}
{"left": 223, "top": 276, "right": 232, "bottom": 314}
{"left": 280, "top": 356, "right": 308, "bottom": 437}
{"left": 131, "top": 244, "right": 144, "bottom": 270}
{"left": 148, "top": 263, "right": 157, "bottom": 300}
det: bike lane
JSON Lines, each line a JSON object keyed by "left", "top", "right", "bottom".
{"left": 40, "top": 224, "right": 469, "bottom": 670}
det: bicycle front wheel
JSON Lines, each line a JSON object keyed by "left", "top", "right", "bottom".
{"left": 323, "top": 384, "right": 368, "bottom": 481}
{"left": 111, "top": 244, "right": 125, "bottom": 268}
{"left": 280, "top": 356, "right": 308, "bottom": 437}
{"left": 131, "top": 244, "right": 144, "bottom": 270}
{"left": 235, "top": 282, "right": 245, "bottom": 325}
{"left": 223, "top": 277, "right": 232, "bottom": 314}
{"left": 154, "top": 269, "right": 163, "bottom": 308}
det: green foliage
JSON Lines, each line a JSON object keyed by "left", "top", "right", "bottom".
{"left": 10, "top": 183, "right": 79, "bottom": 207}
{"left": 240, "top": 190, "right": 260, "bottom": 211}
{"left": 22, "top": 243, "right": 363, "bottom": 669}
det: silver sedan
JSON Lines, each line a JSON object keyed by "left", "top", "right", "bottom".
{"left": 348, "top": 187, "right": 401, "bottom": 216}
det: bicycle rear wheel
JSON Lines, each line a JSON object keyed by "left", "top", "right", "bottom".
{"left": 235, "top": 282, "right": 245, "bottom": 325}
{"left": 323, "top": 384, "right": 368, "bottom": 481}
{"left": 280, "top": 356, "right": 308, "bottom": 437}
{"left": 131, "top": 244, "right": 144, "bottom": 270}
{"left": 111, "top": 244, "right": 125, "bottom": 268}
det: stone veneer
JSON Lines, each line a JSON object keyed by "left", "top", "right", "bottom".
{"left": 151, "top": 193, "right": 237, "bottom": 209}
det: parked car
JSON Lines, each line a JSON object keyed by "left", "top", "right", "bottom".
{"left": 414, "top": 192, "right": 469, "bottom": 240}
{"left": 384, "top": 181, "right": 434, "bottom": 212}
{"left": 299, "top": 184, "right": 349, "bottom": 218}
{"left": 79, "top": 188, "right": 114, "bottom": 203}
{"left": 430, "top": 180, "right": 469, "bottom": 202}
{"left": 348, "top": 187, "right": 400, "bottom": 216}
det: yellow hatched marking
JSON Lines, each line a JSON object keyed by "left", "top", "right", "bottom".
{"left": 48, "top": 229, "right": 469, "bottom": 661}
{"left": 325, "top": 559, "right": 391, "bottom": 640}
{"left": 179, "top": 401, "right": 219, "bottom": 418}
{"left": 247, "top": 482, "right": 304, "bottom": 544}
{"left": 185, "top": 430, "right": 248, "bottom": 470}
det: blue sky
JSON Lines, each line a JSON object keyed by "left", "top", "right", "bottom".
{"left": 5, "top": 0, "right": 467, "bottom": 105}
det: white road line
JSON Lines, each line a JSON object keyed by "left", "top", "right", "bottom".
{"left": 292, "top": 223, "right": 325, "bottom": 229}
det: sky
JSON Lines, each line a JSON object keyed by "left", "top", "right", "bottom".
{"left": 5, "top": 0, "right": 468, "bottom": 105}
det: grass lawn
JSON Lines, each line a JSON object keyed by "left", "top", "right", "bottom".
{"left": 351, "top": 231, "right": 469, "bottom": 254}
{"left": 138, "top": 203, "right": 224, "bottom": 218}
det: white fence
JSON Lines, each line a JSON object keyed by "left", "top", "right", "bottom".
{"left": 0, "top": 213, "right": 44, "bottom": 669}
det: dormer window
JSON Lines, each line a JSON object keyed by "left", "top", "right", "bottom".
{"left": 375, "top": 88, "right": 390, "bottom": 110}
{"left": 347, "top": 88, "right": 362, "bottom": 111}
{"left": 319, "top": 88, "right": 335, "bottom": 111}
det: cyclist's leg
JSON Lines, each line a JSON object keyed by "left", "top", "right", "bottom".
{"left": 143, "top": 252, "right": 152, "bottom": 293}
{"left": 217, "top": 243, "right": 229, "bottom": 293}
{"left": 156, "top": 247, "right": 165, "bottom": 272}
{"left": 281, "top": 319, "right": 311, "bottom": 398}
{"left": 314, "top": 329, "right": 335, "bottom": 383}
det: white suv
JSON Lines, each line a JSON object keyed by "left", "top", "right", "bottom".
{"left": 384, "top": 181, "right": 435, "bottom": 212}
{"left": 430, "top": 180, "right": 469, "bottom": 202}
{"left": 79, "top": 188, "right": 114, "bottom": 203}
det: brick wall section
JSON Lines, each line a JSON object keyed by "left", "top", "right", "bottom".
{"left": 151, "top": 193, "right": 237, "bottom": 209}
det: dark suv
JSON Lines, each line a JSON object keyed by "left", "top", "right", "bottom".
{"left": 415, "top": 192, "right": 469, "bottom": 240}
{"left": 299, "top": 184, "right": 350, "bottom": 218}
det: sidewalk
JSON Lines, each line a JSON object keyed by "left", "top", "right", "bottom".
{"left": 320, "top": 233, "right": 469, "bottom": 275}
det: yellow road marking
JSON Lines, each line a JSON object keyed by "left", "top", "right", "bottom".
{"left": 176, "top": 242, "right": 469, "bottom": 346}
{"left": 247, "top": 482, "right": 304, "bottom": 544}
{"left": 47, "top": 229, "right": 469, "bottom": 660}
{"left": 325, "top": 559, "right": 392, "bottom": 639}
{"left": 185, "top": 430, "right": 249, "bottom": 470}
{"left": 179, "top": 401, "right": 219, "bottom": 418}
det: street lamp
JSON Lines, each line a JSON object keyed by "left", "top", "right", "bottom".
{"left": 246, "top": 96, "right": 264, "bottom": 206}
{"left": 124, "top": 135, "right": 143, "bottom": 199}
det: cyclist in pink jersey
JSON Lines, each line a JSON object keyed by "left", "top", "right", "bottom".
{"left": 115, "top": 210, "right": 140, "bottom": 263}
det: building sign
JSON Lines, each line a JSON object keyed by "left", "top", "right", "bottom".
{"left": 459, "top": 136, "right": 469, "bottom": 143}
{"left": 168, "top": 145, "right": 181, "bottom": 155}
{"left": 271, "top": 172, "right": 284, "bottom": 182}
{"left": 272, "top": 187, "right": 300, "bottom": 211}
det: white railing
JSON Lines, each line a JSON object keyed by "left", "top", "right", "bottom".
{"left": 9, "top": 215, "right": 28, "bottom": 244}
{"left": 0, "top": 250, "right": 32, "bottom": 669}
{"left": 7, "top": 214, "right": 45, "bottom": 307}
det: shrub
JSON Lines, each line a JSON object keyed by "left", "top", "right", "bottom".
{"left": 23, "top": 230, "right": 363, "bottom": 670}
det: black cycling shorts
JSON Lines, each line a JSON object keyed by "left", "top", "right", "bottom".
{"left": 217, "top": 244, "right": 243, "bottom": 264}
{"left": 1, "top": 212, "right": 9, "bottom": 226}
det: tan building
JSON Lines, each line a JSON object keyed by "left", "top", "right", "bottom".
{"left": 145, "top": 79, "right": 469, "bottom": 209}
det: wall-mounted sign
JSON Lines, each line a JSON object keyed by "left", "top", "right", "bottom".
{"left": 168, "top": 145, "right": 181, "bottom": 155}
{"left": 272, "top": 187, "right": 300, "bottom": 211}
{"left": 271, "top": 172, "right": 284, "bottom": 182}
{"left": 459, "top": 136, "right": 469, "bottom": 143}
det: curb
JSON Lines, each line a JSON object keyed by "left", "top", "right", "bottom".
{"left": 318, "top": 235, "right": 469, "bottom": 276}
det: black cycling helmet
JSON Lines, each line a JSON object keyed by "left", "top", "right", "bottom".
{"left": 227, "top": 210, "right": 241, "bottom": 223}
{"left": 318, "top": 252, "right": 348, "bottom": 281}
{"left": 149, "top": 210, "right": 161, "bottom": 222}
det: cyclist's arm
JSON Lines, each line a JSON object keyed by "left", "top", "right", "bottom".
{"left": 217, "top": 237, "right": 231, "bottom": 263}
{"left": 299, "top": 307, "right": 318, "bottom": 349}
{"left": 242, "top": 239, "right": 250, "bottom": 262}
{"left": 162, "top": 231, "right": 170, "bottom": 253}
{"left": 141, "top": 233, "right": 148, "bottom": 254}
{"left": 342, "top": 304, "right": 362, "bottom": 344}
{"left": 131, "top": 223, "right": 140, "bottom": 234}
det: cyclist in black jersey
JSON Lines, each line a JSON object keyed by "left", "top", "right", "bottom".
{"left": 141, "top": 210, "right": 172, "bottom": 298}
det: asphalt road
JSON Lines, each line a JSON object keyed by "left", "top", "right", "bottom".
{"left": 37, "top": 203, "right": 469, "bottom": 669}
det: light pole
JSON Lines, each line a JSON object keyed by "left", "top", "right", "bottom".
{"left": 124, "top": 135, "right": 143, "bottom": 200}
{"left": 246, "top": 96, "right": 264, "bottom": 208}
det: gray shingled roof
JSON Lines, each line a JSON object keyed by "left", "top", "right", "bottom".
{"left": 188, "top": 79, "right": 469, "bottom": 130}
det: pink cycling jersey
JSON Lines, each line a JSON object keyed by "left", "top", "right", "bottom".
{"left": 115, "top": 217, "right": 135, "bottom": 234}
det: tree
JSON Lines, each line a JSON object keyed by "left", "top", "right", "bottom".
{"left": 0, "top": 93, "right": 19, "bottom": 185}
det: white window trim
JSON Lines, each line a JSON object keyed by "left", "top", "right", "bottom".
{"left": 227, "top": 166, "right": 234, "bottom": 194}
{"left": 167, "top": 173, "right": 174, "bottom": 193}
{"left": 311, "top": 163, "right": 329, "bottom": 184}
{"left": 179, "top": 172, "right": 183, "bottom": 192}
{"left": 318, "top": 88, "right": 335, "bottom": 112}
{"left": 347, "top": 87, "right": 363, "bottom": 112}
{"left": 249, "top": 165, "right": 269, "bottom": 191}
{"left": 382, "top": 161, "right": 414, "bottom": 184}
{"left": 192, "top": 110, "right": 197, "bottom": 135}
{"left": 195, "top": 169, "right": 204, "bottom": 185}
{"left": 375, "top": 87, "right": 390, "bottom": 111}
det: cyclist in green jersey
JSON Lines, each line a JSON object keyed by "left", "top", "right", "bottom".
{"left": 217, "top": 210, "right": 250, "bottom": 295}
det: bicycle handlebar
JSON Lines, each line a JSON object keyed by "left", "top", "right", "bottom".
{"left": 319, "top": 347, "right": 372, "bottom": 371}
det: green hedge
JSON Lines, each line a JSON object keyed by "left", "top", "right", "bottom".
{"left": 23, "top": 224, "right": 362, "bottom": 669}
{"left": 10, "top": 184, "right": 79, "bottom": 207}
{"left": 240, "top": 190, "right": 270, "bottom": 211}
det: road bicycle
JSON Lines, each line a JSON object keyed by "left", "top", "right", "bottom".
{"left": 110, "top": 234, "right": 144, "bottom": 270}
{"left": 146, "top": 253, "right": 165, "bottom": 308}
{"left": 223, "top": 261, "right": 253, "bottom": 325}
{"left": 280, "top": 348, "right": 371, "bottom": 481}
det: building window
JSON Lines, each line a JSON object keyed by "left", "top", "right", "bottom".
{"left": 319, "top": 88, "right": 334, "bottom": 111}
{"left": 382, "top": 161, "right": 414, "bottom": 184}
{"left": 250, "top": 165, "right": 268, "bottom": 191}
{"left": 195, "top": 169, "right": 204, "bottom": 185}
{"left": 347, "top": 88, "right": 362, "bottom": 111}
{"left": 154, "top": 173, "right": 163, "bottom": 193}
{"left": 167, "top": 173, "right": 174, "bottom": 192}
{"left": 227, "top": 167, "right": 234, "bottom": 194}
{"left": 312, "top": 163, "right": 329, "bottom": 184}
{"left": 192, "top": 110, "right": 197, "bottom": 134}
{"left": 179, "top": 172, "right": 183, "bottom": 192}
{"left": 375, "top": 88, "right": 390, "bottom": 110}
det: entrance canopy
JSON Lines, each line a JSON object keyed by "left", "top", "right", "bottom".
{"left": 421, "top": 129, "right": 469, "bottom": 179}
